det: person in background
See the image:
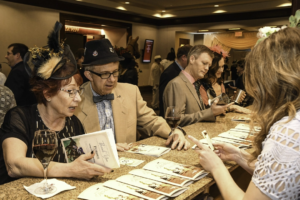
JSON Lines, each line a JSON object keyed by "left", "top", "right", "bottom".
{"left": 222, "top": 57, "right": 230, "bottom": 81}
{"left": 229, "top": 59, "right": 245, "bottom": 91}
{"left": 149, "top": 55, "right": 163, "bottom": 110}
{"left": 160, "top": 48, "right": 176, "bottom": 70}
{"left": 118, "top": 52, "right": 138, "bottom": 86}
{"left": 230, "top": 60, "right": 238, "bottom": 81}
{"left": 163, "top": 45, "right": 232, "bottom": 127}
{"left": 189, "top": 27, "right": 300, "bottom": 200}
{"left": 199, "top": 46, "right": 250, "bottom": 114}
{"left": 0, "top": 85, "right": 16, "bottom": 125}
{"left": 0, "top": 22, "right": 111, "bottom": 185}
{"left": 76, "top": 48, "right": 89, "bottom": 84}
{"left": 75, "top": 39, "right": 190, "bottom": 152}
{"left": 4, "top": 43, "right": 36, "bottom": 106}
{"left": 159, "top": 45, "right": 192, "bottom": 117}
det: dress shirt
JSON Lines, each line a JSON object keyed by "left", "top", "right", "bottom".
{"left": 90, "top": 83, "right": 116, "bottom": 141}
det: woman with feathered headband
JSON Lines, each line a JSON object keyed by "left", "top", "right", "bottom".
{"left": 0, "top": 22, "right": 111, "bottom": 185}
{"left": 199, "top": 45, "right": 251, "bottom": 114}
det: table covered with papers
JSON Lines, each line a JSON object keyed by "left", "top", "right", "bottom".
{"left": 0, "top": 111, "right": 255, "bottom": 200}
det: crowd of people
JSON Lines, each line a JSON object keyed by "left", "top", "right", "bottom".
{"left": 0, "top": 21, "right": 299, "bottom": 199}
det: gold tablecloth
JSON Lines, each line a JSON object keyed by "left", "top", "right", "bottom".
{"left": 0, "top": 112, "right": 251, "bottom": 200}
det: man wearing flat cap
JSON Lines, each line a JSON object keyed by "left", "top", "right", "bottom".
{"left": 149, "top": 55, "right": 163, "bottom": 110}
{"left": 75, "top": 39, "right": 190, "bottom": 151}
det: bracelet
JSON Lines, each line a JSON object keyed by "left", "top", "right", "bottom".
{"left": 176, "top": 126, "right": 187, "bottom": 135}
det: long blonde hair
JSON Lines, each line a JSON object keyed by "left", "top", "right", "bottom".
{"left": 245, "top": 27, "right": 300, "bottom": 159}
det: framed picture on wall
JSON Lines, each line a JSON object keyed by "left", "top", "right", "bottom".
{"left": 142, "top": 39, "right": 154, "bottom": 63}
{"left": 179, "top": 38, "right": 190, "bottom": 47}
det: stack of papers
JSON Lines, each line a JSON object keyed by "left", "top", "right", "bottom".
{"left": 116, "top": 175, "right": 187, "bottom": 198}
{"left": 127, "top": 143, "right": 171, "bottom": 157}
{"left": 192, "top": 124, "right": 261, "bottom": 149}
{"left": 143, "top": 159, "right": 208, "bottom": 181}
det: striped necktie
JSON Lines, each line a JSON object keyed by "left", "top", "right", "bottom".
{"left": 193, "top": 80, "right": 205, "bottom": 109}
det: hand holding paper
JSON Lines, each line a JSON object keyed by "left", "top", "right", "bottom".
{"left": 188, "top": 135, "right": 224, "bottom": 173}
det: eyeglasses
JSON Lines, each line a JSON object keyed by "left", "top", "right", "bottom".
{"left": 6, "top": 52, "right": 13, "bottom": 56}
{"left": 88, "top": 70, "right": 119, "bottom": 79}
{"left": 60, "top": 88, "right": 84, "bottom": 98}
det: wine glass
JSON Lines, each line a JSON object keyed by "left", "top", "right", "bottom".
{"left": 32, "top": 130, "right": 58, "bottom": 195}
{"left": 165, "top": 106, "right": 181, "bottom": 134}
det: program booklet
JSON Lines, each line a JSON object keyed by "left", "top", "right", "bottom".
{"left": 103, "top": 180, "right": 168, "bottom": 200}
{"left": 126, "top": 143, "right": 171, "bottom": 157}
{"left": 61, "top": 129, "right": 120, "bottom": 169}
{"left": 116, "top": 175, "right": 187, "bottom": 197}
{"left": 143, "top": 159, "right": 208, "bottom": 180}
{"left": 78, "top": 183, "right": 143, "bottom": 200}
{"left": 231, "top": 116, "right": 251, "bottom": 122}
{"left": 129, "top": 169, "right": 193, "bottom": 187}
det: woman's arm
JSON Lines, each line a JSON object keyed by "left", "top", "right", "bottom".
{"left": 3, "top": 138, "right": 111, "bottom": 180}
{"left": 213, "top": 141, "right": 256, "bottom": 175}
{"left": 188, "top": 136, "right": 271, "bottom": 200}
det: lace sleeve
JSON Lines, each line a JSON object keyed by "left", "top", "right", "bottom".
{"left": 252, "top": 114, "right": 300, "bottom": 200}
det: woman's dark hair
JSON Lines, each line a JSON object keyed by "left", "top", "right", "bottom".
{"left": 166, "top": 48, "right": 176, "bottom": 61}
{"left": 202, "top": 52, "right": 223, "bottom": 85}
{"left": 31, "top": 72, "right": 83, "bottom": 106}
{"left": 237, "top": 59, "right": 245, "bottom": 69}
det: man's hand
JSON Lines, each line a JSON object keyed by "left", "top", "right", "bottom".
{"left": 211, "top": 98, "right": 234, "bottom": 116}
{"left": 165, "top": 128, "right": 190, "bottom": 151}
{"left": 116, "top": 143, "right": 132, "bottom": 152}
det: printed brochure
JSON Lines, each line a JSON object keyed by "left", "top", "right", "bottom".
{"left": 129, "top": 169, "right": 193, "bottom": 187}
{"left": 61, "top": 129, "right": 120, "bottom": 168}
{"left": 143, "top": 159, "right": 208, "bottom": 180}
{"left": 126, "top": 143, "right": 171, "bottom": 157}
{"left": 116, "top": 174, "right": 187, "bottom": 197}
{"left": 103, "top": 180, "right": 168, "bottom": 200}
{"left": 78, "top": 183, "right": 143, "bottom": 200}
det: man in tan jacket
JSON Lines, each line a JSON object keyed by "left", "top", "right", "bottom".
{"left": 163, "top": 45, "right": 233, "bottom": 127}
{"left": 75, "top": 39, "right": 190, "bottom": 151}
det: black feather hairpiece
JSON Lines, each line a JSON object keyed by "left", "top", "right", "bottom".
{"left": 24, "top": 21, "right": 77, "bottom": 80}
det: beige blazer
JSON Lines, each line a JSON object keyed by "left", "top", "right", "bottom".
{"left": 163, "top": 72, "right": 215, "bottom": 127}
{"left": 75, "top": 82, "right": 171, "bottom": 143}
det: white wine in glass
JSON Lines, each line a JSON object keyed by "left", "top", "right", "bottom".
{"left": 165, "top": 106, "right": 181, "bottom": 133}
{"left": 32, "top": 130, "right": 58, "bottom": 195}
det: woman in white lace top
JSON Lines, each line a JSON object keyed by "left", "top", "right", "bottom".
{"left": 189, "top": 27, "right": 300, "bottom": 200}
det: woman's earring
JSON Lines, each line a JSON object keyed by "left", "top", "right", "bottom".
{"left": 47, "top": 99, "right": 51, "bottom": 102}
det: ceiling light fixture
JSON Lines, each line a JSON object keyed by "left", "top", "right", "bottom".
{"left": 125, "top": 2, "right": 130, "bottom": 4}
{"left": 76, "top": 0, "right": 82, "bottom": 1}
{"left": 153, "top": 13, "right": 175, "bottom": 18}
{"left": 213, "top": 10, "right": 226, "bottom": 13}
{"left": 162, "top": 10, "right": 166, "bottom": 12}
{"left": 229, "top": 28, "right": 241, "bottom": 30}
{"left": 116, "top": 6, "right": 126, "bottom": 10}
{"left": 214, "top": 5, "right": 219, "bottom": 7}
{"left": 277, "top": 3, "right": 292, "bottom": 7}
{"left": 199, "top": 30, "right": 209, "bottom": 32}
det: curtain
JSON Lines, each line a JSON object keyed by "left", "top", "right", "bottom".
{"left": 204, "top": 32, "right": 258, "bottom": 50}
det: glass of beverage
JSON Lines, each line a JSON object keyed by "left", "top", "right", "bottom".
{"left": 32, "top": 130, "right": 58, "bottom": 195}
{"left": 165, "top": 106, "right": 181, "bottom": 134}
